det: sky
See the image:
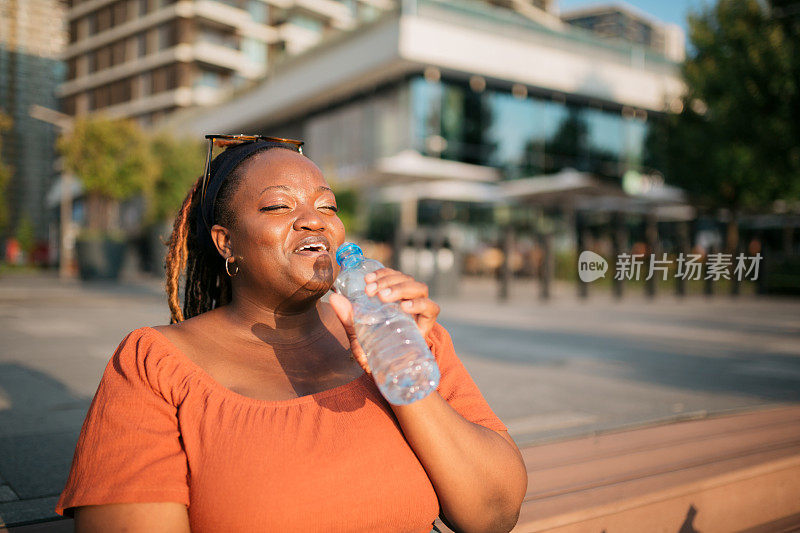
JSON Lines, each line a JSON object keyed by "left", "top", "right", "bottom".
{"left": 556, "top": 0, "right": 711, "bottom": 34}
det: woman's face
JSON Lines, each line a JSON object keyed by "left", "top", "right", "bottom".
{"left": 212, "top": 148, "right": 346, "bottom": 306}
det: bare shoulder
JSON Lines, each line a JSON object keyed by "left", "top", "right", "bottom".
{"left": 74, "top": 502, "right": 189, "bottom": 533}
{"left": 152, "top": 309, "right": 223, "bottom": 338}
{"left": 151, "top": 311, "right": 226, "bottom": 362}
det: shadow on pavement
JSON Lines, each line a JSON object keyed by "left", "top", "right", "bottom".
{"left": 0, "top": 363, "right": 90, "bottom": 527}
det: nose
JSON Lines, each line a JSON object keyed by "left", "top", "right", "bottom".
{"left": 293, "top": 205, "right": 326, "bottom": 232}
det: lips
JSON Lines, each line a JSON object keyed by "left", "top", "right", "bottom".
{"left": 291, "top": 235, "right": 331, "bottom": 255}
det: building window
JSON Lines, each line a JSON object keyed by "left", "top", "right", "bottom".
{"left": 194, "top": 68, "right": 224, "bottom": 89}
{"left": 138, "top": 0, "right": 148, "bottom": 16}
{"left": 97, "top": 6, "right": 112, "bottom": 33}
{"left": 91, "top": 85, "right": 111, "bottom": 109}
{"left": 140, "top": 71, "right": 152, "bottom": 96}
{"left": 95, "top": 47, "right": 111, "bottom": 71}
{"left": 87, "top": 51, "right": 97, "bottom": 73}
{"left": 486, "top": 90, "right": 547, "bottom": 178}
{"left": 87, "top": 11, "right": 97, "bottom": 35}
{"left": 409, "top": 76, "right": 654, "bottom": 179}
{"left": 67, "top": 58, "right": 77, "bottom": 80}
{"left": 158, "top": 21, "right": 177, "bottom": 50}
{"left": 69, "top": 20, "right": 79, "bottom": 44}
{"left": 622, "top": 114, "right": 648, "bottom": 170}
{"left": 241, "top": 37, "right": 267, "bottom": 64}
{"left": 136, "top": 33, "right": 147, "bottom": 57}
{"left": 150, "top": 65, "right": 178, "bottom": 93}
{"left": 111, "top": 40, "right": 127, "bottom": 66}
{"left": 112, "top": 1, "right": 128, "bottom": 26}
{"left": 289, "top": 14, "right": 324, "bottom": 33}
{"left": 63, "top": 95, "right": 76, "bottom": 115}
{"left": 108, "top": 78, "right": 133, "bottom": 106}
{"left": 584, "top": 107, "right": 624, "bottom": 176}
{"left": 246, "top": 0, "right": 268, "bottom": 24}
{"left": 410, "top": 76, "right": 442, "bottom": 154}
{"left": 198, "top": 24, "right": 238, "bottom": 49}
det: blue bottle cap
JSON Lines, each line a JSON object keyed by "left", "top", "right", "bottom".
{"left": 335, "top": 242, "right": 363, "bottom": 266}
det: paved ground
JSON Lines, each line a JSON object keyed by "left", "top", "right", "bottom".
{"left": 0, "top": 271, "right": 798, "bottom": 527}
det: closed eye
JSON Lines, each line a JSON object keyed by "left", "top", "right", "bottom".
{"left": 322, "top": 206, "right": 339, "bottom": 212}
{"left": 260, "top": 205, "right": 289, "bottom": 212}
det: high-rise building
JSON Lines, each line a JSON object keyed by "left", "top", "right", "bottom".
{"left": 59, "top": 0, "right": 394, "bottom": 125}
{"left": 560, "top": 2, "right": 685, "bottom": 62}
{"left": 0, "top": 0, "right": 67, "bottom": 243}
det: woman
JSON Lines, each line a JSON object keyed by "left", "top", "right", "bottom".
{"left": 55, "top": 137, "right": 528, "bottom": 532}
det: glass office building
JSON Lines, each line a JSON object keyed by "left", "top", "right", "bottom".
{"left": 409, "top": 75, "right": 652, "bottom": 180}
{"left": 175, "top": 0, "right": 683, "bottom": 233}
{"left": 288, "top": 73, "right": 655, "bottom": 187}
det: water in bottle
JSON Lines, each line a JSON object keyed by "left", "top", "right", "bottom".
{"left": 334, "top": 242, "right": 440, "bottom": 405}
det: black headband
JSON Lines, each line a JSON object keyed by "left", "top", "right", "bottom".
{"left": 196, "top": 140, "right": 301, "bottom": 253}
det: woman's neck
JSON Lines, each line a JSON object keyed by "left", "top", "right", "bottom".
{"left": 220, "top": 289, "right": 331, "bottom": 347}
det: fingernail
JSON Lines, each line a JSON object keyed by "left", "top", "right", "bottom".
{"left": 402, "top": 300, "right": 413, "bottom": 309}
{"left": 365, "top": 273, "right": 376, "bottom": 282}
{"left": 380, "top": 288, "right": 392, "bottom": 297}
{"left": 366, "top": 283, "right": 377, "bottom": 294}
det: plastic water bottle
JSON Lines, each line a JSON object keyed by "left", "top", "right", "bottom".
{"left": 334, "top": 242, "right": 440, "bottom": 405}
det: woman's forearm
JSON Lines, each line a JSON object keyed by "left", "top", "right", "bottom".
{"left": 390, "top": 391, "right": 528, "bottom": 533}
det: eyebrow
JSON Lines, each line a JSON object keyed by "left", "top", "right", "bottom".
{"left": 260, "top": 185, "right": 333, "bottom": 195}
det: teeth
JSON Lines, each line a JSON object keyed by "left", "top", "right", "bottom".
{"left": 297, "top": 243, "right": 327, "bottom": 252}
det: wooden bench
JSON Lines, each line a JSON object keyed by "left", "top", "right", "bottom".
{"left": 436, "top": 406, "right": 800, "bottom": 532}
{"left": 8, "top": 407, "right": 800, "bottom": 533}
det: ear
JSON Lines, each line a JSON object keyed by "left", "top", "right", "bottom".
{"left": 210, "top": 224, "right": 233, "bottom": 259}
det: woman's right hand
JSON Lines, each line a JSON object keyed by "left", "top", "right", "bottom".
{"left": 328, "top": 292, "right": 372, "bottom": 375}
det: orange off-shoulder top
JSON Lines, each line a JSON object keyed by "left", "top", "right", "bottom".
{"left": 55, "top": 322, "right": 507, "bottom": 532}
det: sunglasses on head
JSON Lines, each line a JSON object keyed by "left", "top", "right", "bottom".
{"left": 201, "top": 134, "right": 305, "bottom": 209}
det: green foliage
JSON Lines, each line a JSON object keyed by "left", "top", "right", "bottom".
{"left": 15, "top": 215, "right": 35, "bottom": 255}
{"left": 75, "top": 227, "right": 126, "bottom": 242}
{"left": 366, "top": 202, "right": 398, "bottom": 242}
{"left": 0, "top": 112, "right": 12, "bottom": 233}
{"left": 147, "top": 133, "right": 205, "bottom": 223}
{"left": 332, "top": 187, "right": 360, "bottom": 236}
{"left": 554, "top": 248, "right": 577, "bottom": 281}
{"left": 58, "top": 116, "right": 156, "bottom": 232}
{"left": 656, "top": 0, "right": 800, "bottom": 214}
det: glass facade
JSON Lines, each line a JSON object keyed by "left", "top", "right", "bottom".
{"left": 409, "top": 75, "right": 656, "bottom": 180}
{"left": 288, "top": 75, "right": 658, "bottom": 189}
{"left": 302, "top": 84, "right": 410, "bottom": 184}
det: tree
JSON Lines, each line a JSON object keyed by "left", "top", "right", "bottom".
{"left": 147, "top": 134, "right": 205, "bottom": 224}
{"left": 654, "top": 0, "right": 800, "bottom": 252}
{"left": 0, "top": 112, "right": 12, "bottom": 234}
{"left": 58, "top": 116, "right": 156, "bottom": 235}
{"left": 331, "top": 187, "right": 359, "bottom": 236}
{"left": 15, "top": 215, "right": 35, "bottom": 258}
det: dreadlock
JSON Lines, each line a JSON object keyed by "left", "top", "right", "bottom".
{"left": 164, "top": 149, "right": 263, "bottom": 323}
{"left": 165, "top": 174, "right": 220, "bottom": 323}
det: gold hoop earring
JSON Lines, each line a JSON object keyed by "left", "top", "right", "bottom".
{"left": 225, "top": 256, "right": 239, "bottom": 277}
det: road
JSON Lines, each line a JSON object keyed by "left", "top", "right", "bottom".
{"left": 0, "top": 272, "right": 798, "bottom": 526}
